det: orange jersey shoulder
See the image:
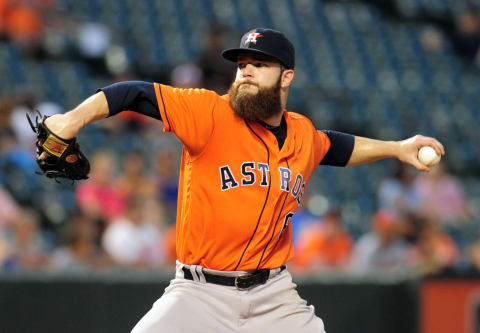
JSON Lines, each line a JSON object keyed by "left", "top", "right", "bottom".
{"left": 286, "top": 111, "right": 331, "bottom": 165}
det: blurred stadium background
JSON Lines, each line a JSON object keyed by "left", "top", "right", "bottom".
{"left": 2, "top": 0, "right": 480, "bottom": 332}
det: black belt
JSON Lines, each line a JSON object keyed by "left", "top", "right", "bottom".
{"left": 182, "top": 266, "right": 286, "bottom": 290}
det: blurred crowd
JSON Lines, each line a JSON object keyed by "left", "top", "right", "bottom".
{"left": 0, "top": 0, "right": 235, "bottom": 274}
{"left": 1, "top": 111, "right": 475, "bottom": 277}
{"left": 0, "top": 89, "right": 476, "bottom": 278}
{"left": 0, "top": 128, "right": 180, "bottom": 272}
{"left": 290, "top": 161, "right": 472, "bottom": 277}
{"left": 370, "top": 0, "right": 480, "bottom": 68}
{"left": 1, "top": 0, "right": 480, "bottom": 278}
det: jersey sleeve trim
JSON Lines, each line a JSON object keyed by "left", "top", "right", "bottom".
{"left": 319, "top": 130, "right": 354, "bottom": 166}
{"left": 154, "top": 83, "right": 171, "bottom": 132}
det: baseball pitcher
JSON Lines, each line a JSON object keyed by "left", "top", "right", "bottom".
{"left": 36, "top": 28, "right": 444, "bottom": 332}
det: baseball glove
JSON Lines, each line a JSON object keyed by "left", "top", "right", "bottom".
{"left": 26, "top": 110, "right": 90, "bottom": 182}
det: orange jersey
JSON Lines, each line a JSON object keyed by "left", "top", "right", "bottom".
{"left": 154, "top": 83, "right": 331, "bottom": 271}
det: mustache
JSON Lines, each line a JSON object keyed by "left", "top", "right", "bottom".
{"left": 237, "top": 80, "right": 258, "bottom": 87}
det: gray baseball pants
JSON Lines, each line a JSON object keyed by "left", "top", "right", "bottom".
{"left": 131, "top": 261, "right": 326, "bottom": 333}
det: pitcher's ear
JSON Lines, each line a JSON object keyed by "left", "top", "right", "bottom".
{"left": 281, "top": 69, "right": 294, "bottom": 88}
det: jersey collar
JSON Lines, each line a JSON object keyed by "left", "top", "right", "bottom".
{"left": 248, "top": 110, "right": 295, "bottom": 158}
{"left": 280, "top": 110, "right": 295, "bottom": 157}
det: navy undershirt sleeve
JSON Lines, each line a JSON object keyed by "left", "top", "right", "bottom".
{"left": 320, "top": 130, "right": 355, "bottom": 167}
{"left": 97, "top": 81, "right": 161, "bottom": 120}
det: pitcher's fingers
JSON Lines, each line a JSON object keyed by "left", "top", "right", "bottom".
{"left": 423, "top": 137, "right": 445, "bottom": 156}
{"left": 38, "top": 152, "right": 49, "bottom": 160}
{"left": 412, "top": 158, "right": 430, "bottom": 172}
{"left": 431, "top": 139, "right": 445, "bottom": 155}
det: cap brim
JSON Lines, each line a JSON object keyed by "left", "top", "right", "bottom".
{"left": 221, "top": 48, "right": 287, "bottom": 67}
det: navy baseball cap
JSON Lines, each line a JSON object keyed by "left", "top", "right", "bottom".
{"left": 222, "top": 28, "right": 295, "bottom": 69}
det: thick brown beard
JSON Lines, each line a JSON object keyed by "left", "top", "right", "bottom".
{"left": 228, "top": 77, "right": 282, "bottom": 123}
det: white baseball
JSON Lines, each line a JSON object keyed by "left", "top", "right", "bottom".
{"left": 418, "top": 146, "right": 441, "bottom": 167}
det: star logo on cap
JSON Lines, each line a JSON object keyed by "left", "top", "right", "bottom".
{"left": 244, "top": 31, "right": 263, "bottom": 45}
